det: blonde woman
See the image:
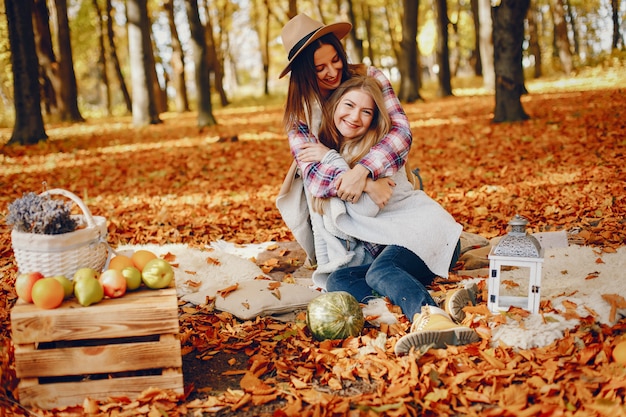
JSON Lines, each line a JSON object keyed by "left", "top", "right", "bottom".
{"left": 298, "top": 76, "right": 480, "bottom": 355}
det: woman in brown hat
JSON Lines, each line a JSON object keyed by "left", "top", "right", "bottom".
{"left": 279, "top": 13, "right": 412, "bottom": 206}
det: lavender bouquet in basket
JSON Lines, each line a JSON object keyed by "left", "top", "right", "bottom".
{"left": 7, "top": 192, "right": 78, "bottom": 235}
{"left": 8, "top": 189, "right": 108, "bottom": 278}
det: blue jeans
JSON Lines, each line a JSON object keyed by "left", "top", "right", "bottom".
{"left": 326, "top": 243, "right": 460, "bottom": 321}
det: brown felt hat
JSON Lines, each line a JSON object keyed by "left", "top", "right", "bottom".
{"left": 279, "top": 14, "right": 352, "bottom": 79}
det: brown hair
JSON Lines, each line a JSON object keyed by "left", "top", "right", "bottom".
{"left": 282, "top": 33, "right": 366, "bottom": 133}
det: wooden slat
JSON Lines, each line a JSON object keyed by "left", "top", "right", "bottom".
{"left": 17, "top": 372, "right": 184, "bottom": 409}
{"left": 11, "top": 288, "right": 179, "bottom": 344}
{"left": 11, "top": 287, "right": 184, "bottom": 410}
{"left": 14, "top": 334, "right": 182, "bottom": 378}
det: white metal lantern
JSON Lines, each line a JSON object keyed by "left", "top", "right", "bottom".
{"left": 488, "top": 215, "right": 544, "bottom": 314}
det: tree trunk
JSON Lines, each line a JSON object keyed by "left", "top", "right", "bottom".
{"left": 564, "top": 0, "right": 579, "bottom": 55}
{"left": 361, "top": 3, "right": 373, "bottom": 64}
{"left": 550, "top": 0, "right": 573, "bottom": 75}
{"left": 251, "top": 0, "right": 269, "bottom": 95}
{"left": 470, "top": 0, "right": 482, "bottom": 76}
{"left": 398, "top": 0, "right": 422, "bottom": 103}
{"left": 32, "top": 0, "right": 60, "bottom": 117}
{"left": 164, "top": 0, "right": 189, "bottom": 113}
{"left": 106, "top": 0, "right": 131, "bottom": 113}
{"left": 477, "top": 0, "right": 494, "bottom": 91}
{"left": 611, "top": 0, "right": 623, "bottom": 50}
{"left": 92, "top": 0, "right": 111, "bottom": 116}
{"left": 345, "top": 0, "right": 363, "bottom": 64}
{"left": 184, "top": 0, "right": 217, "bottom": 128}
{"left": 53, "top": 0, "right": 84, "bottom": 122}
{"left": 449, "top": 1, "right": 462, "bottom": 77}
{"left": 384, "top": 3, "right": 401, "bottom": 69}
{"left": 202, "top": 1, "right": 229, "bottom": 106}
{"left": 287, "top": 0, "right": 297, "bottom": 19}
{"left": 492, "top": 0, "right": 530, "bottom": 123}
{"left": 527, "top": 4, "right": 542, "bottom": 79}
{"left": 5, "top": 0, "right": 47, "bottom": 146}
{"left": 126, "top": 0, "right": 161, "bottom": 126}
{"left": 148, "top": 36, "right": 167, "bottom": 114}
{"left": 263, "top": 2, "right": 270, "bottom": 95}
{"left": 435, "top": 0, "right": 453, "bottom": 97}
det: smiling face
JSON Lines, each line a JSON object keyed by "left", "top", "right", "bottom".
{"left": 332, "top": 89, "right": 375, "bottom": 140}
{"left": 313, "top": 44, "right": 344, "bottom": 97}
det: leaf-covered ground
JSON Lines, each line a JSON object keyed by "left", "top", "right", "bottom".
{"left": 1, "top": 71, "right": 625, "bottom": 416}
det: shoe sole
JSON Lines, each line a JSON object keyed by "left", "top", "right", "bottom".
{"left": 394, "top": 327, "right": 480, "bottom": 356}
{"left": 444, "top": 289, "right": 473, "bottom": 323}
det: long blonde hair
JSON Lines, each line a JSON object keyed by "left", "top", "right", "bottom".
{"left": 313, "top": 75, "right": 391, "bottom": 213}
{"left": 319, "top": 75, "right": 391, "bottom": 164}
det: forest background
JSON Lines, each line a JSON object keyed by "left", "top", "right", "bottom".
{"left": 0, "top": 0, "right": 625, "bottom": 135}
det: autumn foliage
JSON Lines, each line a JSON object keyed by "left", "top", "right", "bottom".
{"left": 0, "top": 80, "right": 625, "bottom": 415}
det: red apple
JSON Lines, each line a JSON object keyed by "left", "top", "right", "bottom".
{"left": 15, "top": 271, "right": 44, "bottom": 303}
{"left": 98, "top": 269, "right": 127, "bottom": 298}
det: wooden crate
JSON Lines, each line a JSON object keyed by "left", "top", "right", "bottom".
{"left": 10, "top": 287, "right": 184, "bottom": 410}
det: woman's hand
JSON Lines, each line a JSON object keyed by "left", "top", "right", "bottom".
{"left": 363, "top": 177, "right": 395, "bottom": 208}
{"left": 336, "top": 164, "right": 370, "bottom": 202}
{"left": 297, "top": 142, "right": 331, "bottom": 163}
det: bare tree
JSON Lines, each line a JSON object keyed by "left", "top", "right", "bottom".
{"left": 32, "top": 0, "right": 59, "bottom": 116}
{"left": 435, "top": 0, "right": 453, "bottom": 97}
{"left": 184, "top": 0, "right": 217, "bottom": 127}
{"left": 550, "top": 0, "right": 573, "bottom": 74}
{"left": 470, "top": 0, "right": 482, "bottom": 76}
{"left": 360, "top": 2, "right": 373, "bottom": 64}
{"left": 384, "top": 2, "right": 401, "bottom": 69}
{"left": 127, "top": 0, "right": 161, "bottom": 126}
{"left": 611, "top": 0, "right": 624, "bottom": 50}
{"left": 105, "top": 0, "right": 131, "bottom": 113}
{"left": 527, "top": 3, "right": 542, "bottom": 78}
{"left": 492, "top": 0, "right": 530, "bottom": 122}
{"left": 5, "top": 0, "right": 47, "bottom": 146}
{"left": 250, "top": 0, "right": 270, "bottom": 95}
{"left": 345, "top": 0, "right": 364, "bottom": 63}
{"left": 478, "top": 0, "right": 495, "bottom": 91}
{"left": 398, "top": 0, "right": 422, "bottom": 102}
{"left": 564, "top": 0, "right": 580, "bottom": 55}
{"left": 92, "top": 0, "right": 112, "bottom": 116}
{"left": 202, "top": 0, "right": 229, "bottom": 106}
{"left": 164, "top": 0, "right": 189, "bottom": 113}
{"left": 53, "top": 0, "right": 84, "bottom": 122}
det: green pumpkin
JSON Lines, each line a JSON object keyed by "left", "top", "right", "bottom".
{"left": 306, "top": 291, "right": 365, "bottom": 341}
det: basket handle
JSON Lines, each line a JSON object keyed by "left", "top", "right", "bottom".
{"left": 40, "top": 188, "right": 97, "bottom": 229}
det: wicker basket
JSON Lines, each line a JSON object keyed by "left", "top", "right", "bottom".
{"left": 11, "top": 189, "right": 110, "bottom": 278}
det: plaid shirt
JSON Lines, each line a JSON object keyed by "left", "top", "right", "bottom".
{"left": 364, "top": 241, "right": 385, "bottom": 258}
{"left": 288, "top": 66, "right": 412, "bottom": 199}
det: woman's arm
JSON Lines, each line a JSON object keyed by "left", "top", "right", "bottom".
{"left": 307, "top": 147, "right": 394, "bottom": 209}
{"left": 361, "top": 66, "right": 412, "bottom": 179}
{"left": 288, "top": 122, "right": 345, "bottom": 198}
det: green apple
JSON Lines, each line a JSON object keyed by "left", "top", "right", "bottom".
{"left": 73, "top": 267, "right": 99, "bottom": 282}
{"left": 141, "top": 259, "right": 174, "bottom": 289}
{"left": 74, "top": 277, "right": 104, "bottom": 306}
{"left": 121, "top": 266, "right": 142, "bottom": 291}
{"left": 50, "top": 275, "right": 74, "bottom": 298}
